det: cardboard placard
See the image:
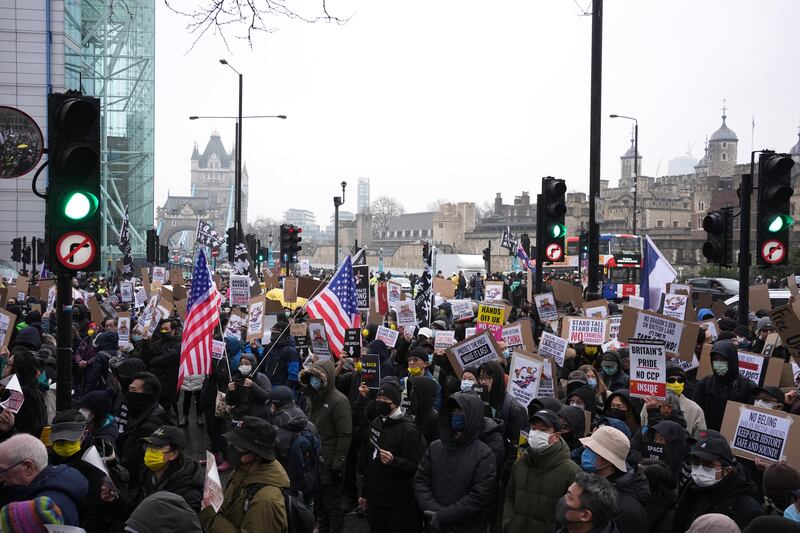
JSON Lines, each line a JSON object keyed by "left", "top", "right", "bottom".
{"left": 230, "top": 275, "right": 251, "bottom": 307}
{"left": 224, "top": 309, "right": 246, "bottom": 340}
{"left": 537, "top": 358, "right": 558, "bottom": 398}
{"left": 120, "top": 282, "right": 133, "bottom": 303}
{"left": 283, "top": 277, "right": 298, "bottom": 303}
{"left": 173, "top": 285, "right": 188, "bottom": 301}
{"left": 551, "top": 280, "right": 583, "bottom": 308}
{"left": 432, "top": 277, "right": 455, "bottom": 299}
{"left": 246, "top": 296, "right": 266, "bottom": 341}
{"left": 501, "top": 321, "right": 535, "bottom": 352}
{"left": 476, "top": 302, "right": 506, "bottom": 341}
{"left": 169, "top": 269, "right": 185, "bottom": 287}
{"left": 343, "top": 328, "right": 361, "bottom": 358}
{"left": 761, "top": 333, "right": 780, "bottom": 358}
{"left": 299, "top": 260, "right": 310, "bottom": 276}
{"left": 433, "top": 330, "right": 456, "bottom": 351}
{"left": 628, "top": 338, "right": 667, "bottom": 400}
{"left": 695, "top": 292, "right": 713, "bottom": 310}
{"left": 608, "top": 315, "right": 622, "bottom": 340}
{"left": 261, "top": 267, "right": 280, "bottom": 291}
{"left": 308, "top": 320, "right": 332, "bottom": 359}
{"left": 446, "top": 331, "right": 501, "bottom": 378}
{"left": 394, "top": 300, "right": 417, "bottom": 328}
{"left": 362, "top": 354, "right": 381, "bottom": 389}
{"left": 526, "top": 269, "right": 533, "bottom": 305}
{"left": 770, "top": 305, "right": 800, "bottom": 364}
{"left": 662, "top": 293, "right": 690, "bottom": 321}
{"left": 387, "top": 281, "right": 403, "bottom": 306}
{"left": 583, "top": 299, "right": 609, "bottom": 319}
{"left": 375, "top": 325, "right": 399, "bottom": 348}
{"left": 618, "top": 306, "right": 700, "bottom": 362}
{"left": 699, "top": 319, "right": 720, "bottom": 342}
{"left": 788, "top": 275, "right": 800, "bottom": 301}
{"left": 538, "top": 331, "right": 568, "bottom": 367}
{"left": 0, "top": 308, "right": 17, "bottom": 348}
{"left": 627, "top": 295, "right": 644, "bottom": 310}
{"left": 484, "top": 281, "right": 504, "bottom": 301}
{"left": 668, "top": 283, "right": 691, "bottom": 296}
{"left": 134, "top": 287, "right": 147, "bottom": 309}
{"left": 289, "top": 323, "right": 308, "bottom": 338}
{"left": 450, "top": 300, "right": 474, "bottom": 321}
{"left": 561, "top": 317, "right": 609, "bottom": 346}
{"left": 160, "top": 286, "right": 174, "bottom": 303}
{"left": 750, "top": 284, "right": 772, "bottom": 313}
{"left": 368, "top": 310, "right": 384, "bottom": 326}
{"left": 87, "top": 296, "right": 105, "bottom": 325}
{"left": 117, "top": 312, "right": 131, "bottom": 346}
{"left": 697, "top": 348, "right": 784, "bottom": 387}
{"left": 534, "top": 293, "right": 559, "bottom": 323}
{"left": 212, "top": 339, "right": 225, "bottom": 360}
{"left": 721, "top": 401, "right": 800, "bottom": 467}
{"left": 151, "top": 267, "right": 166, "bottom": 288}
{"left": 507, "top": 350, "right": 545, "bottom": 407}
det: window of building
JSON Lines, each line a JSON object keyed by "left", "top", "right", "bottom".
{"left": 673, "top": 221, "right": 679, "bottom": 228}
{"left": 722, "top": 152, "right": 727, "bottom": 161}
{"left": 439, "top": 223, "right": 443, "bottom": 228}
{"left": 722, "top": 142, "right": 727, "bottom": 148}
{"left": 699, "top": 201, "right": 705, "bottom": 211}
{"left": 657, "top": 220, "right": 664, "bottom": 228}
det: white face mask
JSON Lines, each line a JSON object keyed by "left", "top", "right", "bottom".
{"left": 528, "top": 429, "right": 553, "bottom": 452}
{"left": 239, "top": 364, "right": 252, "bottom": 375}
{"left": 691, "top": 464, "right": 720, "bottom": 487}
{"left": 754, "top": 399, "right": 778, "bottom": 410}
{"left": 460, "top": 379, "right": 476, "bottom": 393}
{"left": 569, "top": 401, "right": 584, "bottom": 409}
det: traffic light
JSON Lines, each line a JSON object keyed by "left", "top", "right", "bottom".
{"left": 288, "top": 226, "right": 302, "bottom": 261}
{"left": 279, "top": 224, "right": 291, "bottom": 263}
{"left": 422, "top": 242, "right": 430, "bottom": 262}
{"left": 47, "top": 91, "right": 101, "bottom": 272}
{"left": 226, "top": 227, "right": 237, "bottom": 262}
{"left": 538, "top": 176, "right": 567, "bottom": 264}
{"left": 757, "top": 151, "right": 795, "bottom": 266}
{"left": 10, "top": 238, "right": 21, "bottom": 263}
{"left": 35, "top": 238, "right": 46, "bottom": 267}
{"left": 146, "top": 229, "right": 158, "bottom": 263}
{"left": 579, "top": 230, "right": 590, "bottom": 258}
{"left": 256, "top": 246, "right": 267, "bottom": 264}
{"left": 702, "top": 208, "right": 733, "bottom": 266}
{"left": 482, "top": 245, "right": 491, "bottom": 272}
{"left": 159, "top": 245, "right": 169, "bottom": 266}
{"left": 245, "top": 233, "right": 257, "bottom": 261}
{"left": 21, "top": 244, "right": 31, "bottom": 265}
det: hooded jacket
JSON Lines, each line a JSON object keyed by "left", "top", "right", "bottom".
{"left": 691, "top": 340, "right": 758, "bottom": 430}
{"left": 271, "top": 400, "right": 320, "bottom": 494}
{"left": 409, "top": 375, "right": 440, "bottom": 446}
{"left": 135, "top": 455, "right": 205, "bottom": 513}
{"left": 609, "top": 466, "right": 651, "bottom": 533}
{"left": 413, "top": 392, "right": 497, "bottom": 533}
{"left": 568, "top": 384, "right": 599, "bottom": 416}
{"left": 117, "top": 398, "right": 175, "bottom": 493}
{"left": 262, "top": 335, "right": 301, "bottom": 389}
{"left": 673, "top": 462, "right": 764, "bottom": 533}
{"left": 503, "top": 438, "right": 581, "bottom": 533}
{"left": 200, "top": 459, "right": 290, "bottom": 533}
{"left": 300, "top": 360, "right": 352, "bottom": 477}
{"left": 0, "top": 464, "right": 89, "bottom": 527}
{"left": 126, "top": 491, "right": 202, "bottom": 533}
{"left": 559, "top": 405, "right": 588, "bottom": 451}
{"left": 480, "top": 361, "right": 528, "bottom": 448}
{"left": 480, "top": 416, "right": 507, "bottom": 475}
{"left": 146, "top": 332, "right": 182, "bottom": 401}
{"left": 601, "top": 351, "right": 630, "bottom": 391}
{"left": 642, "top": 420, "right": 689, "bottom": 481}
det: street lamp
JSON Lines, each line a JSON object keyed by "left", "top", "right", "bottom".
{"left": 610, "top": 114, "right": 639, "bottom": 235}
{"left": 334, "top": 181, "right": 347, "bottom": 267}
{"left": 218, "top": 59, "right": 245, "bottom": 248}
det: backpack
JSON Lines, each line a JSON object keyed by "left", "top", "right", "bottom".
{"left": 288, "top": 429, "right": 321, "bottom": 501}
{"left": 244, "top": 483, "right": 314, "bottom": 533}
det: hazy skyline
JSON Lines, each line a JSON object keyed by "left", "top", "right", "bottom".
{"left": 154, "top": 0, "right": 800, "bottom": 226}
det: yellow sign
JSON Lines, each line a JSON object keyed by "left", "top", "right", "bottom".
{"left": 477, "top": 303, "right": 505, "bottom": 326}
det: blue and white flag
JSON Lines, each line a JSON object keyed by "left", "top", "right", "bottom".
{"left": 515, "top": 242, "right": 535, "bottom": 272}
{"left": 641, "top": 235, "right": 676, "bottom": 311}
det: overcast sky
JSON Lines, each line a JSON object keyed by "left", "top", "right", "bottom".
{"left": 154, "top": 0, "right": 800, "bottom": 227}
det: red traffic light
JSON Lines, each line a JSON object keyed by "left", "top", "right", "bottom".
{"left": 296, "top": 227, "right": 302, "bottom": 234}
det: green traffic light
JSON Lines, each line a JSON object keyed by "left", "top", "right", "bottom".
{"left": 766, "top": 213, "right": 793, "bottom": 233}
{"left": 63, "top": 191, "right": 98, "bottom": 220}
{"left": 549, "top": 224, "right": 567, "bottom": 238}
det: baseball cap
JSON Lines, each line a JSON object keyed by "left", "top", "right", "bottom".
{"left": 417, "top": 327, "right": 433, "bottom": 339}
{"left": 687, "top": 429, "right": 735, "bottom": 464}
{"left": 142, "top": 426, "right": 187, "bottom": 450}
{"left": 50, "top": 421, "right": 86, "bottom": 443}
{"left": 753, "top": 386, "right": 786, "bottom": 405}
{"left": 529, "top": 409, "right": 561, "bottom": 431}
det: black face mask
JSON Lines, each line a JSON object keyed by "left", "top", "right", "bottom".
{"left": 270, "top": 332, "right": 280, "bottom": 343}
{"left": 647, "top": 408, "right": 663, "bottom": 425}
{"left": 227, "top": 447, "right": 243, "bottom": 467}
{"left": 376, "top": 401, "right": 393, "bottom": 417}
{"left": 607, "top": 408, "right": 627, "bottom": 421}
{"left": 125, "top": 392, "right": 154, "bottom": 417}
{"left": 646, "top": 443, "right": 667, "bottom": 464}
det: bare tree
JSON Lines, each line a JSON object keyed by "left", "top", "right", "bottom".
{"left": 247, "top": 216, "right": 280, "bottom": 245}
{"left": 164, "top": 0, "right": 350, "bottom": 48}
{"left": 370, "top": 197, "right": 404, "bottom": 238}
{"left": 476, "top": 201, "right": 494, "bottom": 219}
{"left": 426, "top": 198, "right": 447, "bottom": 212}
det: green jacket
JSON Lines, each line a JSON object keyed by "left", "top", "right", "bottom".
{"left": 199, "top": 459, "right": 290, "bottom": 533}
{"left": 301, "top": 360, "right": 352, "bottom": 477}
{"left": 502, "top": 438, "right": 581, "bottom": 533}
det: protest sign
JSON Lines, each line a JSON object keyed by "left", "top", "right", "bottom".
{"left": 465, "top": 327, "right": 476, "bottom": 339}
{"left": 362, "top": 354, "right": 381, "bottom": 389}
{"left": 668, "top": 283, "right": 691, "bottom": 296}
{"left": 750, "top": 284, "right": 772, "bottom": 312}
{"left": 628, "top": 338, "right": 667, "bottom": 400}
{"left": 507, "top": 350, "right": 545, "bottom": 407}
{"left": 354, "top": 265, "right": 370, "bottom": 310}
{"left": 151, "top": 266, "right": 166, "bottom": 287}
{"left": 760, "top": 333, "right": 780, "bottom": 358}
{"left": 450, "top": 300, "right": 474, "bottom": 321}
{"left": 432, "top": 277, "right": 455, "bottom": 299}
{"left": 476, "top": 302, "right": 506, "bottom": 341}
{"left": 538, "top": 331, "right": 569, "bottom": 367}
{"left": 169, "top": 269, "right": 186, "bottom": 287}
{"left": 502, "top": 321, "right": 534, "bottom": 352}
{"left": 0, "top": 374, "right": 24, "bottom": 413}
{"left": 394, "top": 300, "right": 417, "bottom": 328}
{"left": 484, "top": 281, "right": 504, "bottom": 301}
{"left": 562, "top": 317, "right": 608, "bottom": 346}
{"left": 246, "top": 296, "right": 265, "bottom": 341}
{"left": 134, "top": 286, "right": 147, "bottom": 309}
{"left": 387, "top": 282, "right": 402, "bottom": 306}
{"left": 87, "top": 296, "right": 104, "bottom": 325}
{"left": 229, "top": 274, "right": 251, "bottom": 306}
{"left": 296, "top": 275, "right": 326, "bottom": 300}
{"left": 526, "top": 269, "right": 533, "bottom": 305}
{"left": 375, "top": 282, "right": 389, "bottom": 314}
{"left": 343, "top": 328, "right": 361, "bottom": 358}
{"left": 627, "top": 295, "right": 644, "bottom": 310}
{"left": 770, "top": 304, "right": 800, "bottom": 364}
{"left": 721, "top": 401, "right": 800, "bottom": 466}
{"left": 300, "top": 259, "right": 310, "bottom": 276}
{"left": 117, "top": 313, "right": 131, "bottom": 346}
{"left": 434, "top": 330, "right": 456, "bottom": 351}
{"left": 534, "top": 293, "right": 559, "bottom": 323}
{"left": 607, "top": 315, "right": 622, "bottom": 340}
{"left": 308, "top": 320, "right": 332, "bottom": 359}
{"left": 204, "top": 451, "right": 224, "bottom": 512}
{"left": 375, "top": 325, "right": 399, "bottom": 348}
{"left": 583, "top": 300, "right": 609, "bottom": 319}
{"left": 618, "top": 307, "right": 699, "bottom": 361}
{"left": 699, "top": 319, "right": 720, "bottom": 342}
{"left": 537, "top": 359, "right": 557, "bottom": 398}
{"left": 696, "top": 349, "right": 783, "bottom": 387}
{"left": 224, "top": 309, "right": 245, "bottom": 340}
{"left": 0, "top": 308, "right": 16, "bottom": 348}
{"left": 662, "top": 294, "right": 689, "bottom": 320}
{"left": 551, "top": 280, "right": 583, "bottom": 308}
{"left": 283, "top": 277, "right": 298, "bottom": 303}
{"left": 120, "top": 281, "right": 133, "bottom": 303}
{"left": 446, "top": 331, "right": 501, "bottom": 378}
{"left": 211, "top": 339, "right": 225, "bottom": 360}
{"left": 261, "top": 266, "right": 279, "bottom": 291}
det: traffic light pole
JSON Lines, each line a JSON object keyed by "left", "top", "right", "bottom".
{"left": 737, "top": 155, "right": 756, "bottom": 327}
{"left": 535, "top": 194, "right": 544, "bottom": 294}
{"left": 55, "top": 271, "right": 73, "bottom": 412}
{"left": 587, "top": 0, "right": 603, "bottom": 294}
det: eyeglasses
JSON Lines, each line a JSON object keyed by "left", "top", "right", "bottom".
{"left": 666, "top": 377, "right": 685, "bottom": 384}
{"left": 0, "top": 460, "right": 24, "bottom": 476}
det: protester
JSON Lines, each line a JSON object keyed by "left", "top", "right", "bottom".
{"left": 262, "top": 320, "right": 301, "bottom": 390}
{"left": 640, "top": 365, "right": 706, "bottom": 435}
{"left": 127, "top": 491, "right": 203, "bottom": 533}
{"left": 555, "top": 472, "right": 620, "bottom": 533}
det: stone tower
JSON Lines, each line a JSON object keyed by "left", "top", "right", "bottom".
{"left": 620, "top": 128, "right": 642, "bottom": 186}
{"left": 707, "top": 102, "right": 738, "bottom": 177}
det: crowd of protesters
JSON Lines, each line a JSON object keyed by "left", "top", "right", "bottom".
{"left": 0, "top": 268, "right": 797, "bottom": 533}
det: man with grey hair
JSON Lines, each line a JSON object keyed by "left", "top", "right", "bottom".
{"left": 0, "top": 433, "right": 88, "bottom": 526}
{"left": 640, "top": 390, "right": 687, "bottom": 429}
{"left": 555, "top": 472, "right": 620, "bottom": 533}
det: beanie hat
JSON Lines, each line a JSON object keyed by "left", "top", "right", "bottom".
{"left": 94, "top": 331, "right": 119, "bottom": 352}
{"left": 266, "top": 385, "right": 295, "bottom": 408}
{"left": 78, "top": 389, "right": 114, "bottom": 420}
{"left": 697, "top": 308, "right": 714, "bottom": 321}
{"left": 377, "top": 381, "right": 402, "bottom": 406}
{"left": 717, "top": 318, "right": 737, "bottom": 332}
{"left": 763, "top": 461, "right": 800, "bottom": 500}
{"left": 734, "top": 325, "right": 751, "bottom": 338}
{"left": 11, "top": 327, "right": 41, "bottom": 351}
{"left": 756, "top": 317, "right": 774, "bottom": 335}
{"left": 0, "top": 496, "right": 64, "bottom": 531}
{"left": 665, "top": 365, "right": 686, "bottom": 380}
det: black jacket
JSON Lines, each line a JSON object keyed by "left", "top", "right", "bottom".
{"left": 225, "top": 372, "right": 271, "bottom": 419}
{"left": 609, "top": 466, "right": 651, "bottom": 533}
{"left": 133, "top": 455, "right": 205, "bottom": 513}
{"left": 116, "top": 399, "right": 174, "bottom": 494}
{"left": 262, "top": 336, "right": 301, "bottom": 389}
{"left": 691, "top": 340, "right": 758, "bottom": 430}
{"left": 359, "top": 411, "right": 426, "bottom": 508}
{"left": 413, "top": 392, "right": 497, "bottom": 533}
{"left": 146, "top": 334, "right": 182, "bottom": 401}
{"left": 672, "top": 462, "right": 764, "bottom": 533}
{"left": 409, "top": 375, "right": 440, "bottom": 446}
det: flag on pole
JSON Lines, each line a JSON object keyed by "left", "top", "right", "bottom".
{"left": 515, "top": 242, "right": 535, "bottom": 271}
{"left": 641, "top": 235, "right": 676, "bottom": 311}
{"left": 117, "top": 206, "right": 133, "bottom": 280}
{"left": 306, "top": 255, "right": 360, "bottom": 358}
{"left": 177, "top": 249, "right": 221, "bottom": 390}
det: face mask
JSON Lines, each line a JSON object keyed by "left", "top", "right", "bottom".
{"left": 144, "top": 448, "right": 168, "bottom": 471}
{"left": 450, "top": 414, "right": 466, "bottom": 431}
{"left": 238, "top": 364, "right": 252, "bottom": 375}
{"left": 569, "top": 401, "right": 584, "bottom": 409}
{"left": 602, "top": 364, "right": 617, "bottom": 376}
{"left": 585, "top": 347, "right": 598, "bottom": 357}
{"left": 270, "top": 332, "right": 280, "bottom": 343}
{"left": 528, "top": 429, "right": 552, "bottom": 452}
{"left": 691, "top": 464, "right": 720, "bottom": 487}
{"left": 53, "top": 440, "right": 82, "bottom": 458}
{"left": 607, "top": 407, "right": 627, "bottom": 421}
{"left": 376, "top": 401, "right": 393, "bottom": 417}
{"left": 131, "top": 334, "right": 143, "bottom": 343}
{"left": 555, "top": 496, "right": 584, "bottom": 527}
{"left": 666, "top": 381, "right": 684, "bottom": 396}
{"left": 587, "top": 378, "right": 597, "bottom": 390}
{"left": 785, "top": 501, "right": 800, "bottom": 523}
{"left": 754, "top": 399, "right": 778, "bottom": 410}
{"left": 125, "top": 392, "right": 154, "bottom": 416}
{"left": 160, "top": 329, "right": 170, "bottom": 335}
{"left": 581, "top": 447, "right": 599, "bottom": 473}
{"left": 408, "top": 366, "right": 423, "bottom": 377}
{"left": 460, "top": 379, "right": 476, "bottom": 393}
{"left": 310, "top": 376, "right": 323, "bottom": 390}
{"left": 712, "top": 361, "right": 729, "bottom": 376}
{"left": 502, "top": 348, "right": 512, "bottom": 360}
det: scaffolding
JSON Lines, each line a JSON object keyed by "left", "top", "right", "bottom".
{"left": 64, "top": 0, "right": 155, "bottom": 267}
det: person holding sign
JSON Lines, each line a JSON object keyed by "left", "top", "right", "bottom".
{"left": 357, "top": 381, "right": 426, "bottom": 533}
{"left": 692, "top": 340, "right": 758, "bottom": 431}
{"left": 673, "top": 429, "right": 764, "bottom": 532}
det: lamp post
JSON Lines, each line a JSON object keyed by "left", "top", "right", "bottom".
{"left": 610, "top": 114, "right": 639, "bottom": 235}
{"left": 268, "top": 230, "right": 274, "bottom": 268}
{"left": 334, "top": 181, "right": 347, "bottom": 267}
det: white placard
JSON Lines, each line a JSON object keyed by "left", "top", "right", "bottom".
{"left": 0, "top": 374, "right": 24, "bottom": 414}
{"left": 450, "top": 300, "right": 474, "bottom": 321}
{"left": 628, "top": 338, "right": 666, "bottom": 400}
{"left": 204, "top": 450, "right": 224, "bottom": 512}
{"left": 662, "top": 294, "right": 689, "bottom": 320}
{"left": 534, "top": 293, "right": 559, "bottom": 322}
{"left": 394, "top": 300, "right": 417, "bottom": 328}
{"left": 507, "top": 351, "right": 544, "bottom": 407}
{"left": 433, "top": 330, "right": 456, "bottom": 350}
{"left": 230, "top": 274, "right": 251, "bottom": 307}
{"left": 308, "top": 321, "right": 332, "bottom": 359}
{"left": 117, "top": 316, "right": 130, "bottom": 345}
{"left": 375, "top": 325, "right": 399, "bottom": 349}
{"left": 538, "top": 332, "right": 568, "bottom": 367}
{"left": 134, "top": 287, "right": 147, "bottom": 308}
{"left": 151, "top": 266, "right": 166, "bottom": 286}
{"left": 212, "top": 339, "right": 225, "bottom": 360}
{"left": 120, "top": 281, "right": 133, "bottom": 303}
{"left": 628, "top": 295, "right": 644, "bottom": 310}
{"left": 564, "top": 317, "right": 609, "bottom": 346}
{"left": 633, "top": 312, "right": 685, "bottom": 355}
{"left": 731, "top": 405, "right": 791, "bottom": 462}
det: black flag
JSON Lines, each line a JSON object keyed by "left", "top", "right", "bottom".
{"left": 117, "top": 206, "right": 133, "bottom": 280}
{"left": 232, "top": 226, "right": 261, "bottom": 297}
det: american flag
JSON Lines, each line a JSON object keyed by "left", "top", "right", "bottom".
{"left": 177, "top": 249, "right": 221, "bottom": 390}
{"left": 306, "top": 255, "right": 360, "bottom": 358}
